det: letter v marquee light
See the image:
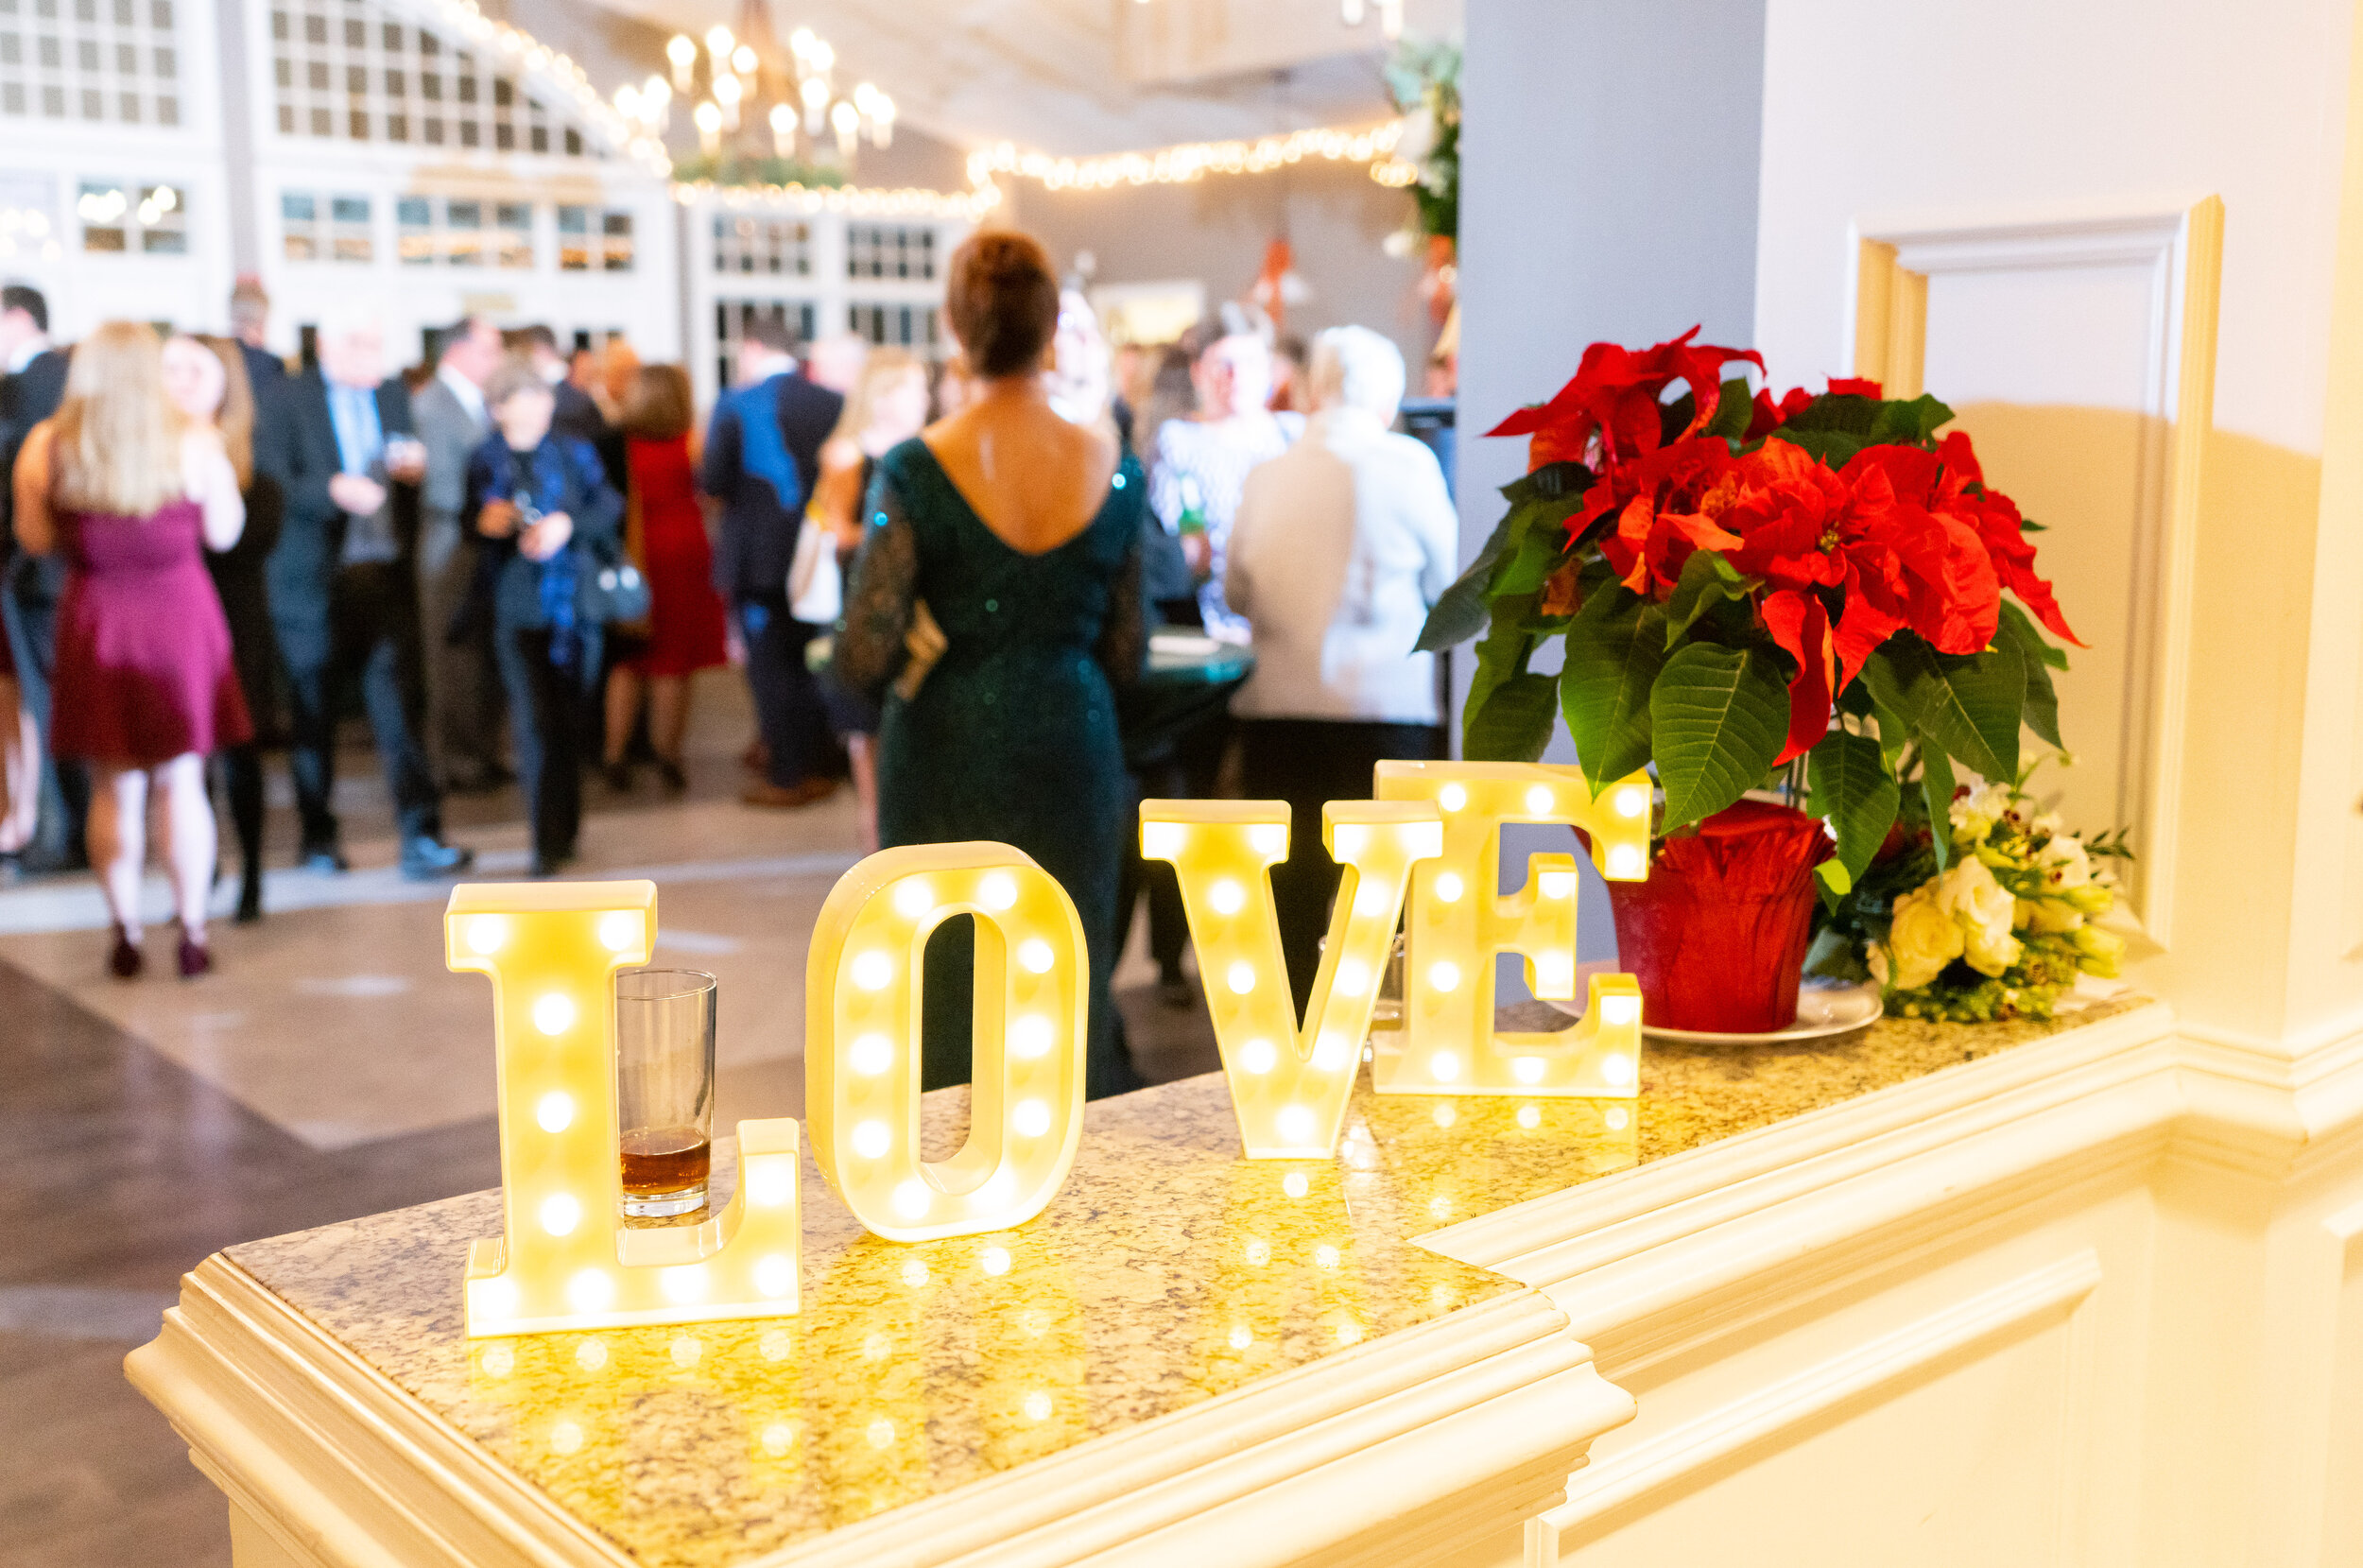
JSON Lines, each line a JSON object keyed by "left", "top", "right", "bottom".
{"left": 1141, "top": 799, "right": 1442, "bottom": 1157}
{"left": 1374, "top": 762, "right": 1653, "bottom": 1098}
{"left": 446, "top": 881, "right": 805, "bottom": 1337}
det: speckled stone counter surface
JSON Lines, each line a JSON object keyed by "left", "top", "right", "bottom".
{"left": 221, "top": 998, "right": 2140, "bottom": 1567}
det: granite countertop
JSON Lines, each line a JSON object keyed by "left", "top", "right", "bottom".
{"left": 223, "top": 998, "right": 2138, "bottom": 1567}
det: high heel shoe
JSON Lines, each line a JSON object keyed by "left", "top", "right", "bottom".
{"left": 178, "top": 930, "right": 213, "bottom": 978}
{"left": 108, "top": 927, "right": 143, "bottom": 980}
{"left": 235, "top": 870, "right": 263, "bottom": 924}
{"left": 656, "top": 758, "right": 688, "bottom": 794}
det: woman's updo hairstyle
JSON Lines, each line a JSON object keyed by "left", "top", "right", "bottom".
{"left": 944, "top": 230, "right": 1061, "bottom": 379}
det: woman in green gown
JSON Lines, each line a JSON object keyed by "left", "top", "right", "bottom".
{"left": 834, "top": 231, "right": 1146, "bottom": 1099}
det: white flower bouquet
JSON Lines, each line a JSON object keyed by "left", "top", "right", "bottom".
{"left": 1865, "top": 780, "right": 2129, "bottom": 1022}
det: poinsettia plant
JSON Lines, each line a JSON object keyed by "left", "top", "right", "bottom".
{"left": 1418, "top": 327, "right": 2081, "bottom": 896}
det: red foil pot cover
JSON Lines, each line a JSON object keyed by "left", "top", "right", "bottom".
{"left": 1604, "top": 800, "right": 1833, "bottom": 1034}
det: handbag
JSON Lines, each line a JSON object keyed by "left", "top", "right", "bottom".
{"left": 577, "top": 529, "right": 653, "bottom": 626}
{"left": 787, "top": 507, "right": 843, "bottom": 625}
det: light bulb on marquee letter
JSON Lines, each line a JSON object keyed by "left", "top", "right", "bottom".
{"left": 446, "top": 881, "right": 805, "bottom": 1337}
{"left": 807, "top": 844, "right": 1088, "bottom": 1242}
{"left": 1141, "top": 799, "right": 1441, "bottom": 1158}
{"left": 1373, "top": 762, "right": 1653, "bottom": 1097}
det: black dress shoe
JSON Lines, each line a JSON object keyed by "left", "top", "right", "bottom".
{"left": 400, "top": 836, "right": 476, "bottom": 881}
{"left": 235, "top": 871, "right": 263, "bottom": 924}
{"left": 299, "top": 843, "right": 350, "bottom": 873}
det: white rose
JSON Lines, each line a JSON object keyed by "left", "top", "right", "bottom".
{"left": 1885, "top": 886, "right": 1964, "bottom": 991}
{"left": 1949, "top": 783, "right": 2011, "bottom": 843}
{"left": 1394, "top": 105, "right": 1437, "bottom": 164}
{"left": 2035, "top": 834, "right": 2093, "bottom": 890}
{"left": 1937, "top": 856, "right": 2022, "bottom": 976}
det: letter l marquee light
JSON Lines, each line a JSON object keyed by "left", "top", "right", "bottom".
{"left": 1374, "top": 762, "right": 1653, "bottom": 1097}
{"left": 446, "top": 881, "right": 805, "bottom": 1338}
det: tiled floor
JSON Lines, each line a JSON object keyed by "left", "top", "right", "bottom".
{"left": 0, "top": 670, "right": 1219, "bottom": 1568}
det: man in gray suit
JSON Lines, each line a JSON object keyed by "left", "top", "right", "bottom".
{"left": 412, "top": 316, "right": 508, "bottom": 792}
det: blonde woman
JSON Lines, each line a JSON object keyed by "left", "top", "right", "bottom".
{"left": 11, "top": 322, "right": 250, "bottom": 977}
{"left": 810, "top": 347, "right": 929, "bottom": 853}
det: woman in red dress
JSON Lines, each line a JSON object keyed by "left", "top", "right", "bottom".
{"left": 11, "top": 321, "right": 251, "bottom": 977}
{"left": 601, "top": 364, "right": 727, "bottom": 793}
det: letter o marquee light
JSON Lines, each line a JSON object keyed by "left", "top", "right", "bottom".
{"left": 1374, "top": 762, "right": 1652, "bottom": 1098}
{"left": 806, "top": 844, "right": 1090, "bottom": 1242}
{"left": 445, "top": 881, "right": 805, "bottom": 1337}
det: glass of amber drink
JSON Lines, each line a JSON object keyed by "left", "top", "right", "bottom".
{"left": 614, "top": 969, "right": 716, "bottom": 1218}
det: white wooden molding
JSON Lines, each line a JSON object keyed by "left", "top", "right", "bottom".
{"left": 1845, "top": 201, "right": 2223, "bottom": 945}
{"left": 128, "top": 1256, "right": 1632, "bottom": 1568}
{"left": 1526, "top": 1249, "right": 2103, "bottom": 1560}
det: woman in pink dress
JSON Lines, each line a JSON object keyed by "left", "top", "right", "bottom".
{"left": 11, "top": 321, "right": 250, "bottom": 978}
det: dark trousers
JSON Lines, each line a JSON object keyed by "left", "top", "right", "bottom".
{"left": 496, "top": 624, "right": 598, "bottom": 863}
{"left": 1114, "top": 709, "right": 1229, "bottom": 979}
{"left": 737, "top": 593, "right": 836, "bottom": 787}
{"left": 3, "top": 551, "right": 87, "bottom": 863}
{"left": 276, "top": 561, "right": 444, "bottom": 850}
{"left": 1238, "top": 717, "right": 1447, "bottom": 1013}
{"left": 212, "top": 744, "right": 265, "bottom": 886}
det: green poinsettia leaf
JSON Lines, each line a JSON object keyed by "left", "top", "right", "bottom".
{"left": 1466, "top": 671, "right": 1561, "bottom": 763}
{"left": 1704, "top": 376, "right": 1756, "bottom": 440}
{"left": 1500, "top": 460, "right": 1593, "bottom": 507}
{"left": 1920, "top": 744, "right": 1958, "bottom": 872}
{"left": 1859, "top": 633, "right": 2023, "bottom": 783}
{"left": 1766, "top": 426, "right": 1869, "bottom": 468}
{"left": 1663, "top": 549, "right": 1762, "bottom": 647}
{"left": 1807, "top": 729, "right": 1900, "bottom": 891}
{"left": 1775, "top": 393, "right": 1880, "bottom": 436}
{"left": 1650, "top": 642, "right": 1789, "bottom": 828}
{"left": 1561, "top": 589, "right": 1666, "bottom": 784}
{"left": 1869, "top": 393, "right": 1957, "bottom": 445}
{"left": 1416, "top": 486, "right": 1579, "bottom": 652}
{"left": 1992, "top": 601, "right": 2063, "bottom": 749}
{"left": 1492, "top": 515, "right": 1569, "bottom": 597}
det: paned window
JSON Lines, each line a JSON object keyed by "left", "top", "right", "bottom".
{"left": 558, "top": 204, "right": 632, "bottom": 271}
{"left": 714, "top": 298, "right": 816, "bottom": 394}
{"left": 398, "top": 193, "right": 526, "bottom": 268}
{"left": 78, "top": 179, "right": 183, "bottom": 252}
{"left": 268, "top": 0, "right": 598, "bottom": 157}
{"left": 849, "top": 301, "right": 940, "bottom": 352}
{"left": 281, "top": 189, "right": 371, "bottom": 262}
{"left": 0, "top": 0, "right": 181, "bottom": 126}
{"left": 844, "top": 223, "right": 936, "bottom": 282}
{"left": 712, "top": 214, "right": 809, "bottom": 277}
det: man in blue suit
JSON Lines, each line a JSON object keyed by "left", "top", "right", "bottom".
{"left": 701, "top": 316, "right": 844, "bottom": 809}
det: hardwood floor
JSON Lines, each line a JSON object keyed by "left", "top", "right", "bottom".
{"left": 0, "top": 958, "right": 503, "bottom": 1568}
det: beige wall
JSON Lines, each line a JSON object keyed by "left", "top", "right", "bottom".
{"left": 1754, "top": 0, "right": 2363, "bottom": 1047}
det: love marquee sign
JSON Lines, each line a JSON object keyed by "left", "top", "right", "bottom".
{"left": 448, "top": 762, "right": 1650, "bottom": 1337}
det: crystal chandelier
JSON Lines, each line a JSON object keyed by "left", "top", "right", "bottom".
{"left": 622, "top": 10, "right": 894, "bottom": 168}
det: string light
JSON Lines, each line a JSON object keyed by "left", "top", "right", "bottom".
{"left": 413, "top": 0, "right": 671, "bottom": 175}
{"left": 967, "top": 119, "right": 1406, "bottom": 193}
{"left": 673, "top": 179, "right": 1002, "bottom": 220}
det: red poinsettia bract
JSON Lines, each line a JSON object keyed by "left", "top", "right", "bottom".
{"left": 1573, "top": 433, "right": 2079, "bottom": 765}
{"left": 1488, "top": 326, "right": 1763, "bottom": 471}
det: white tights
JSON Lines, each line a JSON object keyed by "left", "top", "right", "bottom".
{"left": 87, "top": 753, "right": 216, "bottom": 940}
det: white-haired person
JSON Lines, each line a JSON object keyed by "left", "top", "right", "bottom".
{"left": 1223, "top": 324, "right": 1458, "bottom": 1011}
{"left": 11, "top": 323, "right": 250, "bottom": 977}
{"left": 270, "top": 303, "right": 474, "bottom": 882}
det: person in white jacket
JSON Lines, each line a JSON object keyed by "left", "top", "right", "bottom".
{"left": 1225, "top": 324, "right": 1458, "bottom": 1008}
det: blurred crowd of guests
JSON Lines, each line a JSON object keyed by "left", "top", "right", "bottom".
{"left": 0, "top": 240, "right": 1458, "bottom": 1030}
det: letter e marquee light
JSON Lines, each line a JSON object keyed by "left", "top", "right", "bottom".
{"left": 806, "top": 844, "right": 1090, "bottom": 1243}
{"left": 446, "top": 881, "right": 805, "bottom": 1337}
{"left": 1374, "top": 762, "right": 1653, "bottom": 1097}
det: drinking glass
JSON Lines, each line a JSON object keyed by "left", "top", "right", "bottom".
{"left": 614, "top": 969, "right": 716, "bottom": 1218}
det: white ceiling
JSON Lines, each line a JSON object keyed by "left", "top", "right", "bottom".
{"left": 575, "top": 0, "right": 1461, "bottom": 155}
